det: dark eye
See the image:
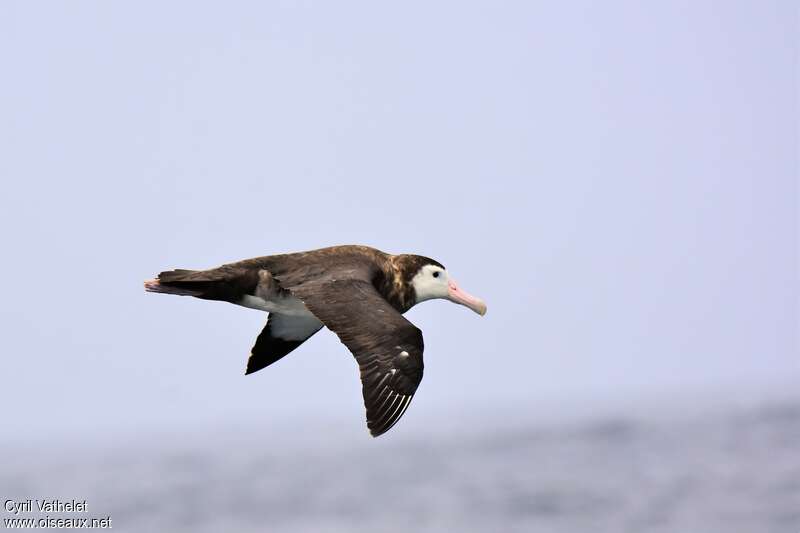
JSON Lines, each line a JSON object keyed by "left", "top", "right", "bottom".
{"left": 432, "top": 271, "right": 440, "bottom": 278}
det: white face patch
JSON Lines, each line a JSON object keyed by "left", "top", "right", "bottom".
{"left": 410, "top": 264, "right": 450, "bottom": 303}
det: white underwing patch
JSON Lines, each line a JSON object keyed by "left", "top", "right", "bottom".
{"left": 270, "top": 313, "right": 323, "bottom": 341}
{"left": 238, "top": 293, "right": 312, "bottom": 317}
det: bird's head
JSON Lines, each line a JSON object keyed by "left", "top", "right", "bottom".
{"left": 407, "top": 258, "right": 487, "bottom": 316}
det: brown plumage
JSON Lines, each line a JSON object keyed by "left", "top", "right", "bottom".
{"left": 144, "top": 245, "right": 479, "bottom": 437}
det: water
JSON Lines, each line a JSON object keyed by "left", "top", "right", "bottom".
{"left": 3, "top": 402, "right": 798, "bottom": 532}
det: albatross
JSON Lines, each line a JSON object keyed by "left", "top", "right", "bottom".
{"left": 144, "top": 245, "right": 486, "bottom": 436}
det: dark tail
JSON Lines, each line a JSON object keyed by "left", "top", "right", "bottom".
{"left": 144, "top": 269, "right": 208, "bottom": 297}
{"left": 144, "top": 266, "right": 258, "bottom": 301}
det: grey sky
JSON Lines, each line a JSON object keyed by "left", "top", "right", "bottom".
{"left": 0, "top": 1, "right": 796, "bottom": 441}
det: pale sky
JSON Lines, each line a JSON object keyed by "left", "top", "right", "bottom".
{"left": 0, "top": 1, "right": 796, "bottom": 442}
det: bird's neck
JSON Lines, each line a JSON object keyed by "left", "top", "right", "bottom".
{"left": 376, "top": 256, "right": 416, "bottom": 313}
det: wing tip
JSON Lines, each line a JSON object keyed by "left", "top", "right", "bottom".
{"left": 244, "top": 353, "right": 268, "bottom": 375}
{"left": 366, "top": 394, "right": 413, "bottom": 438}
{"left": 368, "top": 425, "right": 389, "bottom": 438}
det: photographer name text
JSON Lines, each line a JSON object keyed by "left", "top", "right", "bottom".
{"left": 5, "top": 499, "right": 88, "bottom": 515}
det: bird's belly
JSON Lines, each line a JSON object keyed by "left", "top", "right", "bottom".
{"left": 237, "top": 293, "right": 313, "bottom": 317}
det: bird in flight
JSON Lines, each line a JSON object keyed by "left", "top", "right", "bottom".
{"left": 144, "top": 245, "right": 486, "bottom": 436}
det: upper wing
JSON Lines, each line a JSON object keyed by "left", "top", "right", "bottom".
{"left": 246, "top": 313, "right": 323, "bottom": 375}
{"left": 287, "top": 278, "right": 424, "bottom": 437}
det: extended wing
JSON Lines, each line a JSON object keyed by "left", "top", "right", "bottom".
{"left": 284, "top": 278, "right": 424, "bottom": 437}
{"left": 246, "top": 313, "right": 323, "bottom": 375}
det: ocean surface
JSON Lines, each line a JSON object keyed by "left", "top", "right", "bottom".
{"left": 3, "top": 402, "right": 799, "bottom": 532}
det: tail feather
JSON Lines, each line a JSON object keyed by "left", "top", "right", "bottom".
{"left": 144, "top": 265, "right": 258, "bottom": 301}
{"left": 156, "top": 269, "right": 198, "bottom": 282}
{"left": 144, "top": 269, "right": 208, "bottom": 296}
{"left": 144, "top": 278, "right": 202, "bottom": 296}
